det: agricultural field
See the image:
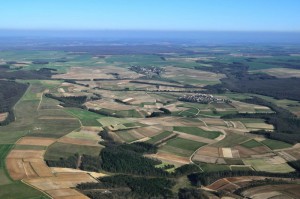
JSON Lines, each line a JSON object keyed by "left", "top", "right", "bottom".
{"left": 160, "top": 137, "right": 206, "bottom": 157}
{"left": 45, "top": 142, "right": 103, "bottom": 160}
{"left": 173, "top": 126, "right": 221, "bottom": 139}
{"left": 1, "top": 45, "right": 300, "bottom": 198}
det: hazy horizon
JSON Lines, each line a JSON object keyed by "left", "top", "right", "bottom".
{"left": 1, "top": 30, "right": 300, "bottom": 45}
{"left": 1, "top": 1, "right": 299, "bottom": 31}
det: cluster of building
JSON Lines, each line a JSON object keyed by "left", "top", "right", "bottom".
{"left": 178, "top": 93, "right": 231, "bottom": 104}
{"left": 129, "top": 65, "right": 165, "bottom": 77}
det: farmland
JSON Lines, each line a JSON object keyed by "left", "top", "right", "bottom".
{"left": 1, "top": 44, "right": 300, "bottom": 198}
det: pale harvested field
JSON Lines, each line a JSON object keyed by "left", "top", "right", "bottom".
{"left": 130, "top": 126, "right": 163, "bottom": 137}
{"left": 230, "top": 121, "right": 246, "bottom": 129}
{"left": 222, "top": 148, "right": 233, "bottom": 158}
{"left": 51, "top": 167, "right": 107, "bottom": 178}
{"left": 85, "top": 99, "right": 134, "bottom": 111}
{"left": 146, "top": 152, "right": 190, "bottom": 165}
{"left": 58, "top": 88, "right": 65, "bottom": 93}
{"left": 196, "top": 146, "right": 220, "bottom": 157}
{"left": 163, "top": 66, "right": 225, "bottom": 82}
{"left": 244, "top": 123, "right": 274, "bottom": 130}
{"left": 257, "top": 68, "right": 300, "bottom": 78}
{"left": 24, "top": 173, "right": 97, "bottom": 190}
{"left": 53, "top": 66, "right": 142, "bottom": 80}
{"left": 201, "top": 118, "right": 227, "bottom": 126}
{"left": 192, "top": 154, "right": 219, "bottom": 164}
{"left": 16, "top": 137, "right": 56, "bottom": 146}
{"left": 7, "top": 150, "right": 45, "bottom": 159}
{"left": 177, "top": 132, "right": 214, "bottom": 144}
{"left": 58, "top": 137, "right": 100, "bottom": 146}
{"left": 45, "top": 188, "right": 89, "bottom": 199}
{"left": 0, "top": 112, "right": 8, "bottom": 122}
{"left": 283, "top": 148, "right": 300, "bottom": 160}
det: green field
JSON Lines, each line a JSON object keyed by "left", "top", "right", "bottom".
{"left": 98, "top": 117, "right": 130, "bottom": 127}
{"left": 115, "top": 130, "right": 140, "bottom": 142}
{"left": 174, "top": 126, "right": 221, "bottom": 139}
{"left": 261, "top": 139, "right": 293, "bottom": 150}
{"left": 175, "top": 108, "right": 199, "bottom": 117}
{"left": 45, "top": 142, "right": 103, "bottom": 160}
{"left": 147, "top": 131, "right": 173, "bottom": 144}
{"left": 230, "top": 166, "right": 253, "bottom": 171}
{"left": 13, "top": 145, "right": 47, "bottom": 150}
{"left": 65, "top": 108, "right": 103, "bottom": 126}
{"left": 240, "top": 139, "right": 263, "bottom": 148}
{"left": 123, "top": 122, "right": 145, "bottom": 128}
{"left": 212, "top": 133, "right": 249, "bottom": 148}
{"left": 66, "top": 130, "right": 100, "bottom": 141}
{"left": 199, "top": 163, "right": 230, "bottom": 172}
{"left": 100, "top": 108, "right": 143, "bottom": 118}
{"left": 243, "top": 159, "right": 294, "bottom": 173}
{"left": 0, "top": 182, "right": 50, "bottom": 199}
{"left": 27, "top": 118, "right": 81, "bottom": 138}
{"left": 0, "top": 145, "right": 13, "bottom": 185}
{"left": 165, "top": 137, "right": 206, "bottom": 152}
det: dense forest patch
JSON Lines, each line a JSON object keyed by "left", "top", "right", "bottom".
{"left": 0, "top": 80, "right": 28, "bottom": 126}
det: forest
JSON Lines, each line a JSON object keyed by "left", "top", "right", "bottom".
{"left": 188, "top": 170, "right": 299, "bottom": 186}
{"left": 45, "top": 94, "right": 87, "bottom": 108}
{"left": 200, "top": 60, "right": 300, "bottom": 101}
{"left": 0, "top": 80, "right": 28, "bottom": 126}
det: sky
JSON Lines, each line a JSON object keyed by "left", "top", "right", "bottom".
{"left": 0, "top": 0, "right": 299, "bottom": 32}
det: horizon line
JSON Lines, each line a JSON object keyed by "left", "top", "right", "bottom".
{"left": 1, "top": 29, "right": 300, "bottom": 33}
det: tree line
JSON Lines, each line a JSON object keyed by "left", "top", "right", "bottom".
{"left": 222, "top": 97, "right": 300, "bottom": 144}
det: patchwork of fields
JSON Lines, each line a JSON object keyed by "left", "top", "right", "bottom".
{"left": 1, "top": 48, "right": 300, "bottom": 198}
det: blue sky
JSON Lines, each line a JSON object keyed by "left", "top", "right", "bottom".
{"left": 0, "top": 0, "right": 299, "bottom": 31}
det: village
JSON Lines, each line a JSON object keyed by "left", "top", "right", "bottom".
{"left": 178, "top": 93, "right": 231, "bottom": 104}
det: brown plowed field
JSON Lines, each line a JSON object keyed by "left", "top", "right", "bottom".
{"left": 195, "top": 146, "right": 220, "bottom": 157}
{"left": 58, "top": 137, "right": 99, "bottom": 146}
{"left": 7, "top": 150, "right": 45, "bottom": 159}
{"left": 7, "top": 158, "right": 29, "bottom": 180}
{"left": 0, "top": 112, "right": 8, "bottom": 122}
{"left": 234, "top": 145, "right": 257, "bottom": 158}
{"left": 23, "top": 162, "right": 38, "bottom": 178}
{"left": 24, "top": 173, "right": 97, "bottom": 190}
{"left": 45, "top": 188, "right": 89, "bottom": 199}
{"left": 192, "top": 154, "right": 218, "bottom": 164}
{"left": 145, "top": 152, "right": 190, "bottom": 165}
{"left": 30, "top": 160, "right": 53, "bottom": 177}
{"left": 16, "top": 137, "right": 56, "bottom": 146}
